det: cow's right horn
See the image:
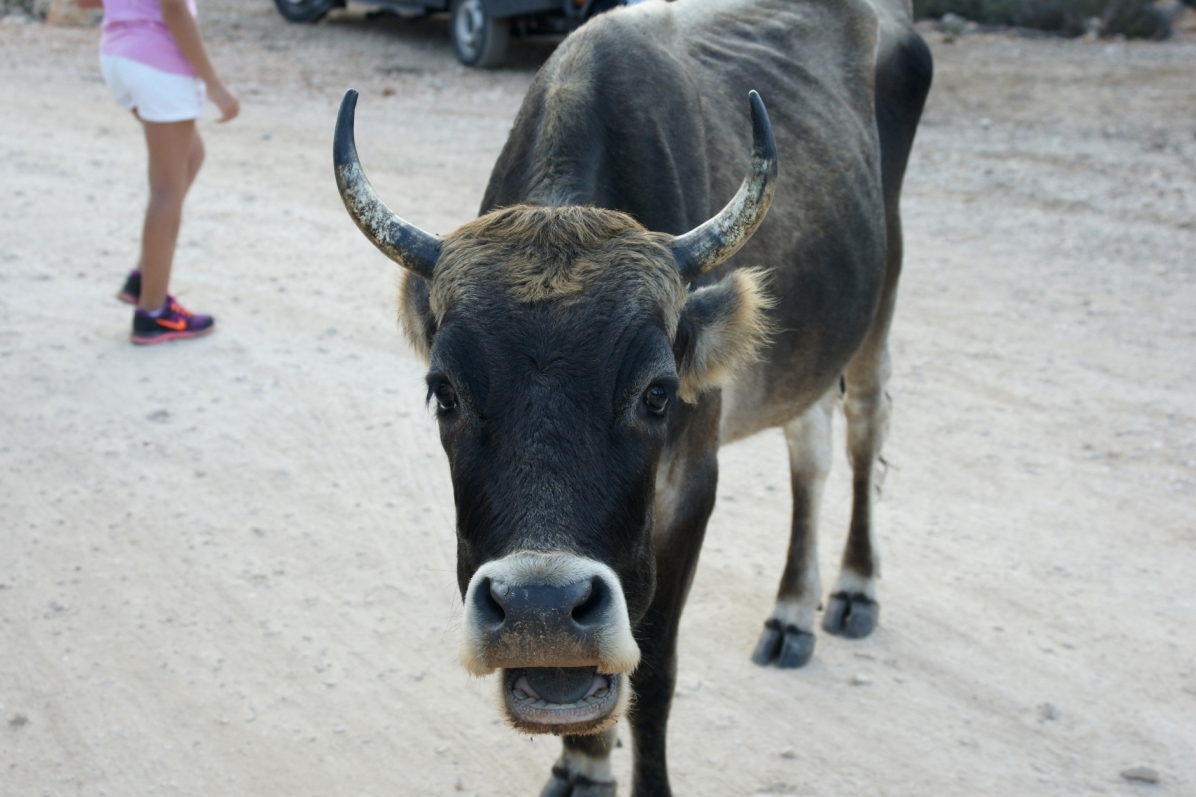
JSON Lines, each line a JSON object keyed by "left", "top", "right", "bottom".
{"left": 334, "top": 89, "right": 441, "bottom": 280}
{"left": 672, "top": 90, "right": 778, "bottom": 282}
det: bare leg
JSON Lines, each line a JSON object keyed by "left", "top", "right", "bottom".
{"left": 136, "top": 117, "right": 202, "bottom": 312}
{"left": 752, "top": 389, "right": 835, "bottom": 668}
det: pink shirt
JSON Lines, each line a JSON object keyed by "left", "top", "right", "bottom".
{"left": 100, "top": 0, "right": 199, "bottom": 77}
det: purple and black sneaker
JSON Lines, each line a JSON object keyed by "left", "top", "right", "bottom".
{"left": 116, "top": 270, "right": 141, "bottom": 304}
{"left": 131, "top": 295, "right": 215, "bottom": 345}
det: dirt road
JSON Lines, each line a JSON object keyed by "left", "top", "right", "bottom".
{"left": 1, "top": 4, "right": 1194, "bottom": 796}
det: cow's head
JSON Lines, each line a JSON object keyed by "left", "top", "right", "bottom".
{"left": 334, "top": 89, "right": 777, "bottom": 735}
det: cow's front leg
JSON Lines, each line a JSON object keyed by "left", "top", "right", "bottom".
{"left": 540, "top": 729, "right": 618, "bottom": 797}
{"left": 629, "top": 434, "right": 720, "bottom": 797}
{"left": 824, "top": 347, "right": 891, "bottom": 639}
{"left": 752, "top": 390, "right": 835, "bottom": 668}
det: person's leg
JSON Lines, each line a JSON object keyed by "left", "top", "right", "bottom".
{"left": 137, "top": 118, "right": 197, "bottom": 312}
{"left": 185, "top": 128, "right": 205, "bottom": 193}
{"left": 129, "top": 126, "right": 202, "bottom": 288}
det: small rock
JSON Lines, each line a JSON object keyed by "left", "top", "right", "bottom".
{"left": 9, "top": 713, "right": 29, "bottom": 727}
{"left": 849, "top": 673, "right": 871, "bottom": 686}
{"left": 1120, "top": 765, "right": 1159, "bottom": 784}
{"left": 435, "top": 744, "right": 449, "bottom": 754}
{"left": 779, "top": 746, "right": 797, "bottom": 759}
{"left": 940, "top": 12, "right": 967, "bottom": 35}
{"left": 454, "top": 778, "right": 464, "bottom": 791}
{"left": 1039, "top": 702, "right": 1060, "bottom": 721}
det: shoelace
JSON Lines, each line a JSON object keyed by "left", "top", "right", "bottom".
{"left": 168, "top": 298, "right": 194, "bottom": 318}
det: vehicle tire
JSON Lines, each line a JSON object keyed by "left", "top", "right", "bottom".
{"left": 450, "top": 0, "right": 510, "bottom": 68}
{"left": 273, "top": 0, "right": 337, "bottom": 23}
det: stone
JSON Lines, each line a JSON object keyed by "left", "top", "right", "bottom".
{"left": 1120, "top": 765, "right": 1160, "bottom": 784}
{"left": 940, "top": 12, "right": 968, "bottom": 34}
{"left": 1038, "top": 702, "right": 1060, "bottom": 721}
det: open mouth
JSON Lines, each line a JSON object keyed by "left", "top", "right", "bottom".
{"left": 502, "top": 666, "right": 621, "bottom": 734}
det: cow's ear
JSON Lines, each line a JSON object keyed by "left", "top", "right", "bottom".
{"left": 398, "top": 272, "right": 436, "bottom": 363}
{"left": 674, "top": 268, "right": 774, "bottom": 404}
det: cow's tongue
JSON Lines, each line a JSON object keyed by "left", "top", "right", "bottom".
{"left": 517, "top": 667, "right": 602, "bottom": 704}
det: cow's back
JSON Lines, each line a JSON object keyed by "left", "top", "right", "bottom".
{"left": 482, "top": 0, "right": 920, "bottom": 439}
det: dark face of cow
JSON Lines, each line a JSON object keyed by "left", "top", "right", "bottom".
{"left": 333, "top": 90, "right": 778, "bottom": 735}
{"left": 405, "top": 210, "right": 686, "bottom": 734}
{"left": 428, "top": 210, "right": 682, "bottom": 609}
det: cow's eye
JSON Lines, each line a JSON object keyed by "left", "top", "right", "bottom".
{"left": 643, "top": 386, "right": 669, "bottom": 416}
{"left": 434, "top": 381, "right": 458, "bottom": 411}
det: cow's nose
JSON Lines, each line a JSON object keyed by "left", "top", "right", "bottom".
{"left": 474, "top": 575, "right": 610, "bottom": 643}
{"left": 459, "top": 553, "right": 641, "bottom": 675}
{"left": 471, "top": 574, "right": 612, "bottom": 660}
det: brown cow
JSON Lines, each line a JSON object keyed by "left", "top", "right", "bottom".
{"left": 334, "top": 0, "right": 932, "bottom": 793}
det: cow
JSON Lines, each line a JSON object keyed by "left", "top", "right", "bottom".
{"left": 333, "top": 0, "right": 932, "bottom": 793}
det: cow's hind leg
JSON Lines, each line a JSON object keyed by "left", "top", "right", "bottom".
{"left": 822, "top": 324, "right": 892, "bottom": 639}
{"left": 822, "top": 24, "right": 932, "bottom": 640}
{"left": 752, "top": 390, "right": 835, "bottom": 668}
{"left": 540, "top": 729, "right": 617, "bottom": 797}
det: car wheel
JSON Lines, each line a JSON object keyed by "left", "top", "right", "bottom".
{"left": 273, "top": 0, "right": 337, "bottom": 23}
{"left": 450, "top": 0, "right": 510, "bottom": 68}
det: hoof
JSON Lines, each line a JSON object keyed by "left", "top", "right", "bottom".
{"left": 751, "top": 618, "right": 816, "bottom": 668}
{"left": 540, "top": 768, "right": 616, "bottom": 797}
{"left": 821, "top": 591, "right": 878, "bottom": 639}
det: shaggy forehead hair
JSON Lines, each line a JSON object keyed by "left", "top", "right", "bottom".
{"left": 426, "top": 205, "right": 689, "bottom": 330}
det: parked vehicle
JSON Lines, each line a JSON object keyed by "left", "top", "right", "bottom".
{"left": 272, "top": 0, "right": 623, "bottom": 68}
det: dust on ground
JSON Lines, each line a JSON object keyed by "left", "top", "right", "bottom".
{"left": 1, "top": 4, "right": 1194, "bottom": 796}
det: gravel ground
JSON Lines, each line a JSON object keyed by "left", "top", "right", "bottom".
{"left": 1, "top": 4, "right": 1194, "bottom": 796}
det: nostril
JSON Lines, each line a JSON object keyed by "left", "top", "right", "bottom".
{"left": 570, "top": 576, "right": 608, "bottom": 627}
{"left": 475, "top": 577, "right": 506, "bottom": 626}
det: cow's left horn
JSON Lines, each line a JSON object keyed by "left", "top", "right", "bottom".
{"left": 334, "top": 89, "right": 441, "bottom": 280}
{"left": 672, "top": 90, "right": 778, "bottom": 282}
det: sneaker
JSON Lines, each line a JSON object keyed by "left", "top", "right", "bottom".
{"left": 116, "top": 270, "right": 141, "bottom": 304}
{"left": 130, "top": 296, "right": 215, "bottom": 345}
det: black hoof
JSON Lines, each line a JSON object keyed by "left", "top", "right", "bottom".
{"left": 540, "top": 768, "right": 616, "bottom": 797}
{"left": 821, "top": 591, "right": 878, "bottom": 639}
{"left": 751, "top": 618, "right": 816, "bottom": 668}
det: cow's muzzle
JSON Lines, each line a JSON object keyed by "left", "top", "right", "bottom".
{"left": 460, "top": 552, "right": 640, "bottom": 734}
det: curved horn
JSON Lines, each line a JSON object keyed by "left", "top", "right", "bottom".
{"left": 334, "top": 89, "right": 441, "bottom": 280}
{"left": 672, "top": 90, "right": 778, "bottom": 282}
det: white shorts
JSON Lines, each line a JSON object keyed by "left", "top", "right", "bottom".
{"left": 100, "top": 55, "right": 205, "bottom": 123}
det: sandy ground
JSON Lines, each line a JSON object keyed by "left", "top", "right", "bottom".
{"left": 1, "top": 3, "right": 1194, "bottom": 796}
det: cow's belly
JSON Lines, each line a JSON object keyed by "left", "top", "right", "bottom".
{"left": 718, "top": 246, "right": 887, "bottom": 445}
{"left": 719, "top": 356, "right": 842, "bottom": 445}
